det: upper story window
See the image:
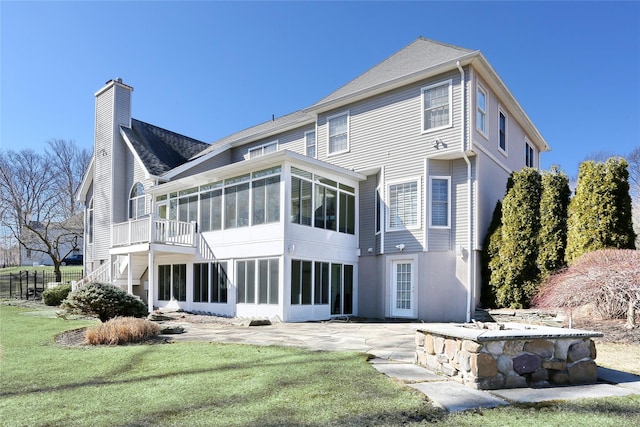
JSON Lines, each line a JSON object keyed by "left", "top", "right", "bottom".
{"left": 305, "top": 130, "right": 316, "bottom": 158}
{"left": 429, "top": 177, "right": 450, "bottom": 228}
{"left": 129, "top": 182, "right": 146, "bottom": 219}
{"left": 388, "top": 180, "right": 419, "bottom": 230}
{"left": 525, "top": 141, "right": 535, "bottom": 167}
{"left": 499, "top": 109, "right": 507, "bottom": 153}
{"left": 291, "top": 167, "right": 355, "bottom": 235}
{"left": 248, "top": 141, "right": 277, "bottom": 159}
{"left": 422, "top": 80, "right": 452, "bottom": 132}
{"left": 87, "top": 198, "right": 94, "bottom": 244}
{"left": 328, "top": 112, "right": 349, "bottom": 155}
{"left": 477, "top": 86, "right": 487, "bottom": 135}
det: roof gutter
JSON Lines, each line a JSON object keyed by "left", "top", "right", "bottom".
{"left": 457, "top": 60, "right": 474, "bottom": 323}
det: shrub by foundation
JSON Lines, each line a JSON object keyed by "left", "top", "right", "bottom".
{"left": 61, "top": 282, "right": 148, "bottom": 322}
{"left": 86, "top": 317, "right": 161, "bottom": 345}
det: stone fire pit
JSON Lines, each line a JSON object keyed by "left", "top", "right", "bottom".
{"left": 415, "top": 322, "right": 603, "bottom": 390}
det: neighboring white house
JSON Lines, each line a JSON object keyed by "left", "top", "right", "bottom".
{"left": 76, "top": 37, "right": 549, "bottom": 322}
{"left": 20, "top": 217, "right": 83, "bottom": 266}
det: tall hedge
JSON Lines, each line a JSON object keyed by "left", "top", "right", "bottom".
{"left": 566, "top": 158, "right": 636, "bottom": 263}
{"left": 492, "top": 168, "right": 542, "bottom": 308}
{"left": 480, "top": 200, "right": 502, "bottom": 308}
{"left": 537, "top": 166, "right": 571, "bottom": 278}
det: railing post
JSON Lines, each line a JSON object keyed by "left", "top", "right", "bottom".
{"left": 190, "top": 221, "right": 197, "bottom": 247}
{"left": 150, "top": 216, "right": 155, "bottom": 244}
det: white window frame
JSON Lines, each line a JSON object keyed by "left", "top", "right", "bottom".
{"left": 498, "top": 106, "right": 508, "bottom": 155}
{"left": 128, "top": 182, "right": 146, "bottom": 219}
{"left": 248, "top": 140, "right": 278, "bottom": 159}
{"left": 429, "top": 176, "right": 451, "bottom": 229}
{"left": 476, "top": 84, "right": 488, "bottom": 137}
{"left": 327, "top": 111, "right": 350, "bottom": 156}
{"left": 421, "top": 79, "right": 453, "bottom": 133}
{"left": 386, "top": 178, "right": 421, "bottom": 232}
{"left": 305, "top": 130, "right": 316, "bottom": 158}
{"left": 525, "top": 138, "right": 535, "bottom": 168}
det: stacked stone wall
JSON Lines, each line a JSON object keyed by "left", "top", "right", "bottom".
{"left": 415, "top": 331, "right": 598, "bottom": 390}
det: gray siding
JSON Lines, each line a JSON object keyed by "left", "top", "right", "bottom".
{"left": 172, "top": 151, "right": 232, "bottom": 179}
{"left": 358, "top": 174, "right": 377, "bottom": 255}
{"left": 229, "top": 124, "right": 314, "bottom": 164}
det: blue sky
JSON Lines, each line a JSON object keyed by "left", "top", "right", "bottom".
{"left": 1, "top": 1, "right": 638, "bottom": 179}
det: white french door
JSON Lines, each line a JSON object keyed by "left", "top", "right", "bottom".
{"left": 391, "top": 260, "right": 415, "bottom": 318}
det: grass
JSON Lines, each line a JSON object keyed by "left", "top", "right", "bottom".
{"left": 597, "top": 342, "right": 640, "bottom": 375}
{"left": 1, "top": 304, "right": 639, "bottom": 426}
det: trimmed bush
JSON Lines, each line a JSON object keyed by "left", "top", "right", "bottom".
{"left": 61, "top": 282, "right": 148, "bottom": 322}
{"left": 42, "top": 283, "right": 72, "bottom": 306}
{"left": 86, "top": 317, "right": 161, "bottom": 345}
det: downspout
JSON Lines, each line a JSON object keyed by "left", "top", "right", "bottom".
{"left": 457, "top": 61, "right": 474, "bottom": 323}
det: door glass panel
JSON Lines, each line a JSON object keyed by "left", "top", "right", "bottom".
{"left": 395, "top": 263, "right": 412, "bottom": 310}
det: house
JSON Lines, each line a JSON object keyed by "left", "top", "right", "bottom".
{"left": 76, "top": 37, "right": 549, "bottom": 322}
{"left": 20, "top": 216, "right": 83, "bottom": 266}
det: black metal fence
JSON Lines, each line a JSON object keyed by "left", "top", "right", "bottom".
{"left": 0, "top": 270, "right": 84, "bottom": 300}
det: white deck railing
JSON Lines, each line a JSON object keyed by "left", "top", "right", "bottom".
{"left": 112, "top": 217, "right": 196, "bottom": 248}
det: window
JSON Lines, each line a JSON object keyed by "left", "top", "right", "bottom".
{"left": 129, "top": 182, "right": 146, "bottom": 219}
{"left": 199, "top": 183, "right": 223, "bottom": 232}
{"left": 430, "top": 177, "right": 450, "bottom": 228}
{"left": 178, "top": 189, "right": 198, "bottom": 224}
{"left": 193, "top": 262, "right": 228, "bottom": 304}
{"left": 525, "top": 141, "right": 535, "bottom": 167}
{"left": 422, "top": 80, "right": 452, "bottom": 132}
{"left": 248, "top": 141, "right": 277, "bottom": 159}
{"left": 237, "top": 259, "right": 279, "bottom": 304}
{"left": 158, "top": 264, "right": 186, "bottom": 301}
{"left": 331, "top": 263, "right": 353, "bottom": 315}
{"left": 305, "top": 130, "right": 316, "bottom": 158}
{"left": 251, "top": 167, "right": 280, "bottom": 225}
{"left": 87, "top": 198, "right": 94, "bottom": 244}
{"left": 388, "top": 180, "right": 419, "bottom": 230}
{"left": 477, "top": 86, "right": 487, "bottom": 135}
{"left": 291, "top": 260, "right": 313, "bottom": 305}
{"left": 290, "top": 170, "right": 313, "bottom": 226}
{"left": 328, "top": 112, "right": 349, "bottom": 154}
{"left": 290, "top": 168, "right": 354, "bottom": 235}
{"left": 499, "top": 109, "right": 507, "bottom": 152}
{"left": 224, "top": 175, "right": 250, "bottom": 229}
{"left": 314, "top": 262, "right": 330, "bottom": 305}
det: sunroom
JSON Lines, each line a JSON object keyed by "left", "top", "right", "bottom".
{"left": 121, "top": 150, "right": 366, "bottom": 322}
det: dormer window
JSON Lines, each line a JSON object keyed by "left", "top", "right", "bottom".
{"left": 129, "top": 182, "right": 146, "bottom": 219}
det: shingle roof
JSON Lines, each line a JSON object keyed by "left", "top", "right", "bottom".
{"left": 309, "top": 37, "right": 476, "bottom": 109}
{"left": 197, "top": 110, "right": 314, "bottom": 157}
{"left": 121, "top": 119, "right": 210, "bottom": 176}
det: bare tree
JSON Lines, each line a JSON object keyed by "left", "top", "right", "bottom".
{"left": 0, "top": 140, "right": 90, "bottom": 281}
{"left": 628, "top": 147, "right": 640, "bottom": 248}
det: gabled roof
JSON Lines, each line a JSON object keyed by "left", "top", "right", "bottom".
{"left": 307, "top": 37, "right": 477, "bottom": 112}
{"left": 121, "top": 119, "right": 210, "bottom": 176}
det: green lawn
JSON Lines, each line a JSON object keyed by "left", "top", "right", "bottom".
{"left": 1, "top": 304, "right": 639, "bottom": 426}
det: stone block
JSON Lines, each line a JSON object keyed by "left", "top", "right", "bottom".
{"left": 457, "top": 350, "right": 471, "bottom": 372}
{"left": 505, "top": 374, "right": 528, "bottom": 388}
{"left": 542, "top": 359, "right": 566, "bottom": 371}
{"left": 486, "top": 341, "right": 504, "bottom": 355}
{"left": 567, "top": 340, "right": 592, "bottom": 362}
{"left": 477, "top": 374, "right": 505, "bottom": 390}
{"left": 531, "top": 367, "right": 549, "bottom": 382}
{"left": 497, "top": 354, "right": 514, "bottom": 375}
{"left": 503, "top": 340, "right": 524, "bottom": 355}
{"left": 513, "top": 353, "right": 540, "bottom": 375}
{"left": 415, "top": 332, "right": 425, "bottom": 347}
{"left": 524, "top": 339, "right": 555, "bottom": 358}
{"left": 555, "top": 338, "right": 580, "bottom": 360}
{"left": 437, "top": 353, "right": 449, "bottom": 364}
{"left": 589, "top": 339, "right": 597, "bottom": 360}
{"left": 550, "top": 370, "right": 569, "bottom": 385}
{"left": 433, "top": 336, "right": 445, "bottom": 354}
{"left": 462, "top": 339, "right": 483, "bottom": 353}
{"left": 471, "top": 352, "right": 498, "bottom": 378}
{"left": 568, "top": 360, "right": 598, "bottom": 384}
{"left": 416, "top": 350, "right": 427, "bottom": 366}
{"left": 424, "top": 334, "right": 435, "bottom": 355}
{"left": 445, "top": 338, "right": 461, "bottom": 360}
{"left": 425, "top": 354, "right": 441, "bottom": 372}
{"left": 440, "top": 363, "right": 459, "bottom": 377}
